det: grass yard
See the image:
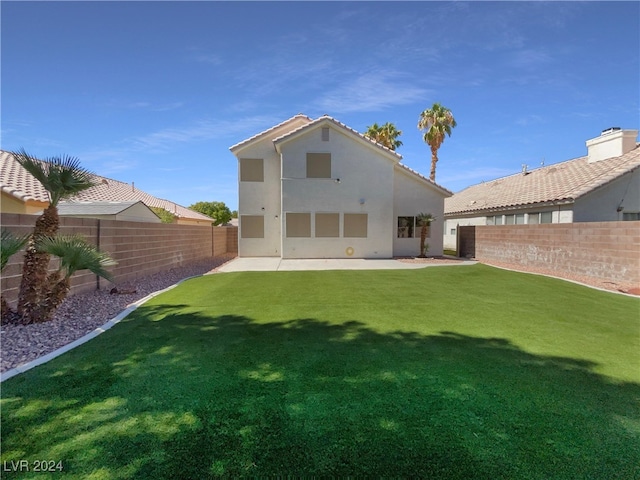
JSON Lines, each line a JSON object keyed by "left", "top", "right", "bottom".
{"left": 1, "top": 264, "right": 639, "bottom": 478}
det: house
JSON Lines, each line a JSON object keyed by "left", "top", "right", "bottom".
{"left": 443, "top": 128, "right": 640, "bottom": 249}
{"left": 56, "top": 200, "right": 161, "bottom": 223}
{"left": 229, "top": 114, "right": 452, "bottom": 259}
{"left": 0, "top": 150, "right": 213, "bottom": 225}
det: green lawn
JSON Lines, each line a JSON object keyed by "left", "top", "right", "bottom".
{"left": 2, "top": 264, "right": 639, "bottom": 479}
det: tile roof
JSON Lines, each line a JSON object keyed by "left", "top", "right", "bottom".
{"left": 395, "top": 163, "right": 453, "bottom": 197}
{"left": 0, "top": 150, "right": 212, "bottom": 221}
{"left": 57, "top": 200, "right": 152, "bottom": 216}
{"left": 229, "top": 114, "right": 313, "bottom": 152}
{"left": 445, "top": 144, "right": 640, "bottom": 215}
{"left": 272, "top": 114, "right": 403, "bottom": 160}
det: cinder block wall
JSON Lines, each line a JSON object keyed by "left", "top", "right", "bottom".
{"left": 460, "top": 222, "right": 640, "bottom": 287}
{"left": 1, "top": 213, "right": 238, "bottom": 308}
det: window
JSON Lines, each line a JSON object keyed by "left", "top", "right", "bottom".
{"left": 241, "top": 215, "right": 264, "bottom": 238}
{"left": 240, "top": 158, "right": 264, "bottom": 182}
{"left": 344, "top": 213, "right": 368, "bottom": 238}
{"left": 516, "top": 213, "right": 525, "bottom": 225}
{"left": 528, "top": 213, "right": 539, "bottom": 225}
{"left": 540, "top": 212, "right": 553, "bottom": 224}
{"left": 495, "top": 215, "right": 503, "bottom": 225}
{"left": 306, "top": 153, "right": 331, "bottom": 178}
{"left": 286, "top": 213, "right": 311, "bottom": 237}
{"left": 321, "top": 127, "right": 330, "bottom": 141}
{"left": 398, "top": 216, "right": 431, "bottom": 238}
{"left": 398, "top": 216, "right": 415, "bottom": 238}
{"left": 486, "top": 216, "right": 495, "bottom": 226}
{"left": 315, "top": 213, "right": 339, "bottom": 237}
{"left": 505, "top": 215, "right": 515, "bottom": 225}
{"left": 623, "top": 212, "right": 640, "bottom": 221}
{"left": 450, "top": 228, "right": 456, "bottom": 235}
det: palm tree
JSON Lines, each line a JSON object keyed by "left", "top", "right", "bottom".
{"left": 1, "top": 229, "right": 29, "bottom": 322}
{"left": 416, "top": 213, "right": 435, "bottom": 257}
{"left": 417, "top": 103, "right": 457, "bottom": 181}
{"left": 12, "top": 149, "right": 96, "bottom": 323}
{"left": 365, "top": 122, "right": 403, "bottom": 150}
{"left": 35, "top": 235, "right": 116, "bottom": 321}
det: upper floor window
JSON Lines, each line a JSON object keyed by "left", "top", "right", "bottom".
{"left": 321, "top": 127, "right": 330, "bottom": 141}
{"left": 623, "top": 212, "right": 640, "bottom": 221}
{"left": 240, "top": 158, "right": 264, "bottom": 182}
{"left": 306, "top": 153, "right": 331, "bottom": 178}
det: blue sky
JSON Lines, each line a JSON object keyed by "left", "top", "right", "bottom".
{"left": 2, "top": 1, "right": 638, "bottom": 211}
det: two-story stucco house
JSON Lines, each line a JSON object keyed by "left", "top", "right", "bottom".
{"left": 229, "top": 114, "right": 452, "bottom": 259}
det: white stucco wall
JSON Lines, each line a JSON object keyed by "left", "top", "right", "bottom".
{"left": 393, "top": 167, "right": 445, "bottom": 256}
{"left": 235, "top": 121, "right": 310, "bottom": 257}
{"left": 573, "top": 169, "right": 640, "bottom": 222}
{"left": 279, "top": 125, "right": 395, "bottom": 258}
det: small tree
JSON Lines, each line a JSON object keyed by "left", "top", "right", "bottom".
{"left": 416, "top": 213, "right": 435, "bottom": 257}
{"left": 151, "top": 207, "right": 177, "bottom": 224}
{"left": 13, "top": 150, "right": 96, "bottom": 322}
{"left": 35, "top": 235, "right": 116, "bottom": 321}
{"left": 189, "top": 201, "right": 232, "bottom": 226}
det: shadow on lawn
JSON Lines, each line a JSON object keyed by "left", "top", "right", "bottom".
{"left": 1, "top": 308, "right": 639, "bottom": 479}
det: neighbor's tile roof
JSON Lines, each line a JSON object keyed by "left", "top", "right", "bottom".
{"left": 445, "top": 144, "right": 640, "bottom": 216}
{"left": 57, "top": 200, "right": 151, "bottom": 216}
{"left": 0, "top": 151, "right": 212, "bottom": 221}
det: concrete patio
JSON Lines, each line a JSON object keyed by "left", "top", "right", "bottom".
{"left": 217, "top": 257, "right": 476, "bottom": 272}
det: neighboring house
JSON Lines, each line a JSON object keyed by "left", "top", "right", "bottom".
{"left": 229, "top": 114, "right": 452, "bottom": 259}
{"left": 0, "top": 150, "right": 213, "bottom": 225}
{"left": 56, "top": 201, "right": 161, "bottom": 223}
{"left": 443, "top": 128, "right": 640, "bottom": 249}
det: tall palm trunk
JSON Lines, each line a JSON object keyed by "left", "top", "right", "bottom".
{"left": 17, "top": 205, "right": 59, "bottom": 323}
{"left": 430, "top": 145, "right": 439, "bottom": 182}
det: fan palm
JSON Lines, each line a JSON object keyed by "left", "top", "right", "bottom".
{"left": 35, "top": 235, "right": 116, "bottom": 322}
{"left": 416, "top": 213, "right": 435, "bottom": 257}
{"left": 12, "top": 149, "right": 96, "bottom": 323}
{"left": 365, "top": 122, "right": 403, "bottom": 150}
{"left": 1, "top": 229, "right": 29, "bottom": 321}
{"left": 417, "top": 103, "right": 457, "bottom": 181}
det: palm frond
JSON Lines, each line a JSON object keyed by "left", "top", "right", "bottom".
{"left": 1, "top": 229, "right": 29, "bottom": 271}
{"left": 37, "top": 235, "right": 117, "bottom": 281}
{"left": 13, "top": 149, "right": 97, "bottom": 206}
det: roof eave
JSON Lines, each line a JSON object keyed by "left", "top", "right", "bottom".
{"left": 444, "top": 198, "right": 575, "bottom": 217}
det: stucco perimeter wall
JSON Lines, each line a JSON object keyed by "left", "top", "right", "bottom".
{"left": 460, "top": 222, "right": 640, "bottom": 287}
{"left": 1, "top": 213, "right": 238, "bottom": 307}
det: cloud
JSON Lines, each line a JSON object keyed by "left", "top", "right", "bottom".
{"left": 315, "top": 71, "right": 430, "bottom": 113}
{"left": 79, "top": 114, "right": 285, "bottom": 169}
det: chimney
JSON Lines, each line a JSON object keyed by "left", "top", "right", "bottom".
{"left": 586, "top": 128, "right": 638, "bottom": 163}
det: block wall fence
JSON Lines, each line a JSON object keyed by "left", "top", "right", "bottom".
{"left": 1, "top": 213, "right": 238, "bottom": 308}
{"left": 457, "top": 221, "right": 640, "bottom": 287}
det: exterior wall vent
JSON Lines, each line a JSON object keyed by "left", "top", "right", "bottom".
{"left": 321, "top": 127, "right": 330, "bottom": 141}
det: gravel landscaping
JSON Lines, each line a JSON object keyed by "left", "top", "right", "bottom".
{"left": 1, "top": 255, "right": 235, "bottom": 373}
